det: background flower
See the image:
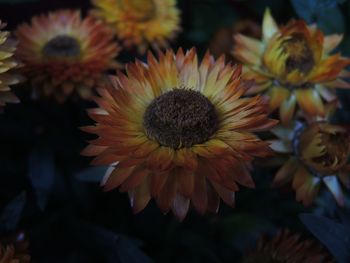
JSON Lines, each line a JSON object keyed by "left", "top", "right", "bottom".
{"left": 233, "top": 9, "right": 350, "bottom": 124}
{"left": 242, "top": 229, "right": 334, "bottom": 263}
{"left": 15, "top": 10, "right": 120, "bottom": 102}
{"left": 270, "top": 122, "right": 350, "bottom": 206}
{"left": 0, "top": 21, "right": 22, "bottom": 111}
{"left": 91, "top": 0, "right": 181, "bottom": 53}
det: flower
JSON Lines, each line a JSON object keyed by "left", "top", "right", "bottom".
{"left": 0, "top": 233, "right": 30, "bottom": 263}
{"left": 0, "top": 21, "right": 22, "bottom": 111}
{"left": 82, "top": 48, "right": 277, "bottom": 220}
{"left": 15, "top": 10, "right": 120, "bottom": 103}
{"left": 242, "top": 229, "right": 334, "bottom": 263}
{"left": 233, "top": 9, "right": 350, "bottom": 124}
{"left": 90, "top": 0, "right": 180, "bottom": 53}
{"left": 270, "top": 121, "right": 350, "bottom": 206}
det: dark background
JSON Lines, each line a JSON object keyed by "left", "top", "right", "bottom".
{"left": 0, "top": 0, "right": 350, "bottom": 262}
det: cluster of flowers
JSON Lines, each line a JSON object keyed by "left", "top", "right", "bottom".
{"left": 0, "top": 0, "right": 348, "bottom": 261}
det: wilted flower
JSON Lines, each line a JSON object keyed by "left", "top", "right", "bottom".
{"left": 271, "top": 121, "right": 350, "bottom": 206}
{"left": 82, "top": 48, "right": 277, "bottom": 220}
{"left": 242, "top": 229, "right": 334, "bottom": 263}
{"left": 90, "top": 0, "right": 181, "bottom": 53}
{"left": 0, "top": 233, "right": 30, "bottom": 263}
{"left": 233, "top": 9, "right": 350, "bottom": 124}
{"left": 0, "top": 21, "right": 22, "bottom": 111}
{"left": 15, "top": 10, "right": 120, "bottom": 102}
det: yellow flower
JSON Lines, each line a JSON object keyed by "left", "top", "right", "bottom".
{"left": 270, "top": 121, "right": 350, "bottom": 206}
{"left": 90, "top": 0, "right": 181, "bottom": 53}
{"left": 0, "top": 21, "right": 22, "bottom": 111}
{"left": 82, "top": 48, "right": 277, "bottom": 220}
{"left": 15, "top": 10, "right": 120, "bottom": 103}
{"left": 242, "top": 229, "right": 334, "bottom": 263}
{"left": 233, "top": 9, "right": 350, "bottom": 124}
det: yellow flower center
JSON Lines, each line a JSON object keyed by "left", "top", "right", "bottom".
{"left": 117, "top": 0, "right": 157, "bottom": 21}
{"left": 299, "top": 125, "right": 350, "bottom": 175}
{"left": 282, "top": 35, "right": 314, "bottom": 74}
{"left": 42, "top": 35, "right": 81, "bottom": 59}
{"left": 143, "top": 89, "right": 218, "bottom": 149}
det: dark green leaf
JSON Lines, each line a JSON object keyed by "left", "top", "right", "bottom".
{"left": 300, "top": 214, "right": 350, "bottom": 263}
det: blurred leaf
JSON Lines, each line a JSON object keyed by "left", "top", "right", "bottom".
{"left": 291, "top": 0, "right": 345, "bottom": 33}
{"left": 0, "top": 192, "right": 26, "bottom": 233}
{"left": 300, "top": 213, "right": 350, "bottom": 263}
{"left": 69, "top": 219, "right": 153, "bottom": 263}
{"left": 75, "top": 166, "right": 108, "bottom": 183}
{"left": 28, "top": 146, "right": 55, "bottom": 210}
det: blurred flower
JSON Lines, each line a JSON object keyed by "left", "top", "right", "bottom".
{"left": 82, "top": 48, "right": 277, "bottom": 220}
{"left": 90, "top": 0, "right": 180, "bottom": 53}
{"left": 233, "top": 9, "right": 350, "bottom": 124}
{"left": 0, "top": 21, "right": 22, "bottom": 111}
{"left": 0, "top": 232, "right": 30, "bottom": 263}
{"left": 209, "top": 19, "right": 261, "bottom": 62}
{"left": 15, "top": 10, "right": 120, "bottom": 103}
{"left": 242, "top": 229, "right": 334, "bottom": 263}
{"left": 270, "top": 121, "right": 350, "bottom": 206}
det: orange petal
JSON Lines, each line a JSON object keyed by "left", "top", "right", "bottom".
{"left": 268, "top": 86, "right": 290, "bottom": 111}
{"left": 295, "top": 89, "right": 325, "bottom": 116}
{"left": 175, "top": 168, "right": 195, "bottom": 198}
{"left": 211, "top": 182, "right": 235, "bottom": 207}
{"left": 296, "top": 177, "right": 321, "bottom": 206}
{"left": 120, "top": 165, "right": 150, "bottom": 192}
{"left": 207, "top": 183, "right": 220, "bottom": 213}
{"left": 191, "top": 173, "right": 208, "bottom": 214}
{"left": 157, "top": 173, "right": 177, "bottom": 213}
{"left": 129, "top": 177, "right": 151, "bottom": 214}
{"left": 103, "top": 166, "right": 134, "bottom": 191}
{"left": 272, "top": 157, "right": 298, "bottom": 187}
{"left": 146, "top": 147, "right": 174, "bottom": 171}
{"left": 280, "top": 93, "right": 296, "bottom": 124}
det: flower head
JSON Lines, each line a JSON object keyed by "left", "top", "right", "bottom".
{"left": 82, "top": 48, "right": 277, "bottom": 220}
{"left": 0, "top": 21, "right": 22, "bottom": 111}
{"left": 0, "top": 233, "right": 30, "bottom": 263}
{"left": 270, "top": 121, "right": 350, "bottom": 206}
{"left": 242, "top": 229, "right": 334, "bottom": 263}
{"left": 15, "top": 10, "right": 120, "bottom": 102}
{"left": 91, "top": 0, "right": 181, "bottom": 53}
{"left": 233, "top": 9, "right": 350, "bottom": 124}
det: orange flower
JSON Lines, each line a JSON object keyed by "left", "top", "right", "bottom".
{"left": 90, "top": 0, "right": 181, "bottom": 53}
{"left": 233, "top": 9, "right": 350, "bottom": 124}
{"left": 15, "top": 10, "right": 120, "bottom": 102}
{"left": 82, "top": 48, "right": 277, "bottom": 220}
{"left": 0, "top": 233, "right": 30, "bottom": 263}
{"left": 0, "top": 21, "right": 22, "bottom": 111}
{"left": 270, "top": 121, "right": 350, "bottom": 206}
{"left": 243, "top": 229, "right": 334, "bottom": 263}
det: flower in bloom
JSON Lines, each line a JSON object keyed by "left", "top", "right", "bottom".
{"left": 15, "top": 10, "right": 120, "bottom": 102}
{"left": 0, "top": 233, "right": 30, "bottom": 263}
{"left": 242, "top": 229, "right": 334, "bottom": 263}
{"left": 270, "top": 121, "right": 350, "bottom": 206}
{"left": 233, "top": 9, "right": 350, "bottom": 124}
{"left": 0, "top": 21, "right": 22, "bottom": 111}
{"left": 82, "top": 48, "right": 277, "bottom": 220}
{"left": 90, "top": 0, "right": 180, "bottom": 53}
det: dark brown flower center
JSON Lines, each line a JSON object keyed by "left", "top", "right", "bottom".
{"left": 282, "top": 34, "right": 314, "bottom": 74}
{"left": 143, "top": 89, "right": 218, "bottom": 149}
{"left": 298, "top": 125, "right": 350, "bottom": 176}
{"left": 42, "top": 35, "right": 81, "bottom": 58}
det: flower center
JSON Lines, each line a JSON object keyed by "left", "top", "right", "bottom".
{"left": 118, "top": 0, "right": 157, "bottom": 21}
{"left": 298, "top": 125, "right": 350, "bottom": 176}
{"left": 42, "top": 35, "right": 81, "bottom": 58}
{"left": 282, "top": 35, "right": 314, "bottom": 74}
{"left": 143, "top": 89, "right": 219, "bottom": 149}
